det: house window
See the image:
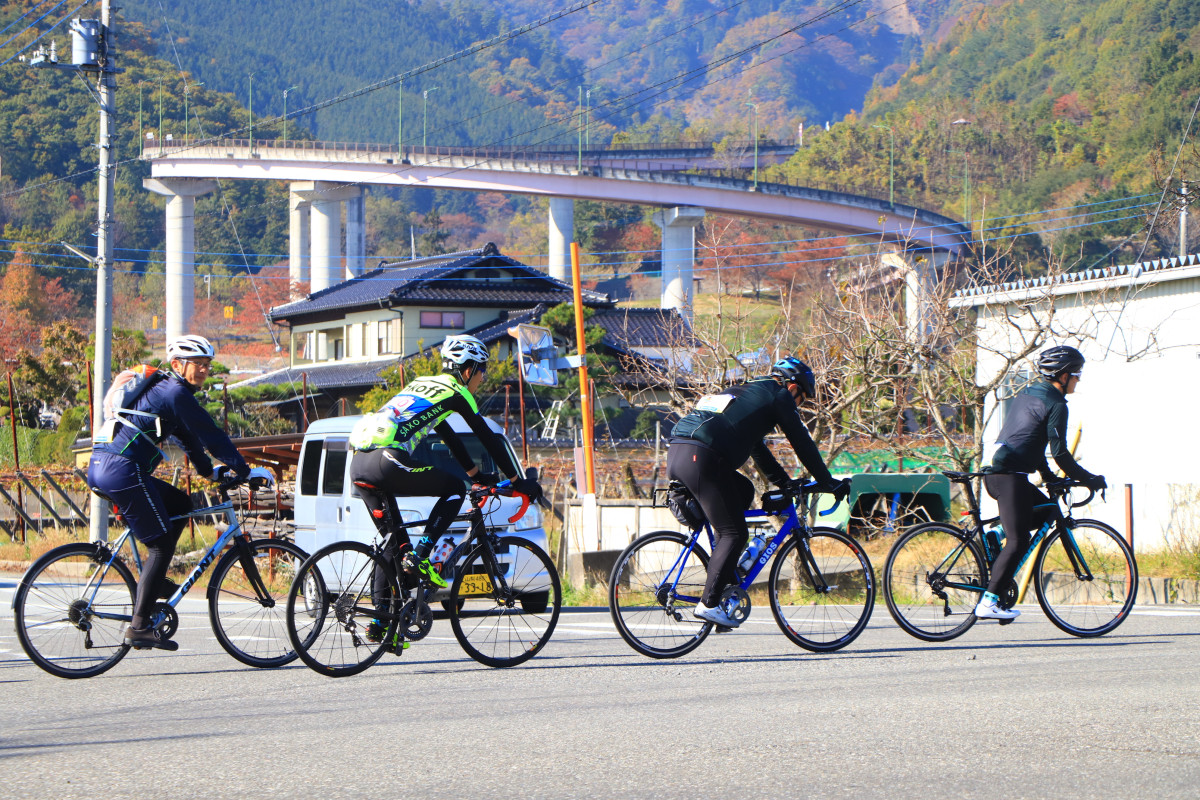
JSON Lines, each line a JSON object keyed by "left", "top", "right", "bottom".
{"left": 378, "top": 319, "right": 402, "bottom": 354}
{"left": 420, "top": 311, "right": 465, "bottom": 329}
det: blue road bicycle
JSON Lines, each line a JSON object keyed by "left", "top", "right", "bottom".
{"left": 608, "top": 480, "right": 875, "bottom": 658}
{"left": 882, "top": 472, "right": 1137, "bottom": 642}
{"left": 13, "top": 476, "right": 309, "bottom": 678}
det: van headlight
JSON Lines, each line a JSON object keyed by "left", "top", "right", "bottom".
{"left": 514, "top": 505, "right": 542, "bottom": 532}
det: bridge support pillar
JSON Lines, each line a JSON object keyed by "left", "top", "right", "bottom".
{"left": 143, "top": 178, "right": 219, "bottom": 344}
{"left": 652, "top": 206, "right": 705, "bottom": 321}
{"left": 345, "top": 192, "right": 366, "bottom": 279}
{"left": 291, "top": 181, "right": 362, "bottom": 292}
{"left": 288, "top": 188, "right": 311, "bottom": 299}
{"left": 547, "top": 197, "right": 574, "bottom": 282}
{"left": 880, "top": 247, "right": 955, "bottom": 347}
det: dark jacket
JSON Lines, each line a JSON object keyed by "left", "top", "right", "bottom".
{"left": 990, "top": 379, "right": 1094, "bottom": 483}
{"left": 670, "top": 377, "right": 834, "bottom": 486}
{"left": 92, "top": 371, "right": 249, "bottom": 477}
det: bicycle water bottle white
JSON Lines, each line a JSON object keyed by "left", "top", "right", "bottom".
{"left": 431, "top": 537, "right": 454, "bottom": 571}
{"left": 737, "top": 532, "right": 768, "bottom": 574}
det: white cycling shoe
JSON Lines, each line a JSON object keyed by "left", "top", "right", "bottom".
{"left": 974, "top": 597, "right": 1020, "bottom": 620}
{"left": 693, "top": 600, "right": 741, "bottom": 628}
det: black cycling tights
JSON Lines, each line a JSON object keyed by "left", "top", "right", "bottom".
{"left": 131, "top": 528, "right": 185, "bottom": 630}
{"left": 983, "top": 473, "right": 1057, "bottom": 596}
{"left": 667, "top": 442, "right": 756, "bottom": 607}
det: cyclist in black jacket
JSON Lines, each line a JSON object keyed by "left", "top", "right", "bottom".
{"left": 667, "top": 357, "right": 849, "bottom": 628}
{"left": 979, "top": 345, "right": 1106, "bottom": 620}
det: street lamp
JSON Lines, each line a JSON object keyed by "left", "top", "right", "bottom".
{"left": 745, "top": 101, "right": 759, "bottom": 189}
{"left": 872, "top": 124, "right": 894, "bottom": 206}
{"left": 577, "top": 85, "right": 583, "bottom": 171}
{"left": 282, "top": 85, "right": 299, "bottom": 144}
{"left": 397, "top": 80, "right": 403, "bottom": 157}
{"left": 157, "top": 78, "right": 164, "bottom": 156}
{"left": 585, "top": 88, "right": 591, "bottom": 149}
{"left": 137, "top": 80, "right": 152, "bottom": 156}
{"left": 422, "top": 86, "right": 439, "bottom": 149}
{"left": 183, "top": 80, "right": 204, "bottom": 143}
{"left": 952, "top": 118, "right": 971, "bottom": 226}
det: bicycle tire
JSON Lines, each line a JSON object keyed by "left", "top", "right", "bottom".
{"left": 208, "top": 538, "right": 309, "bottom": 668}
{"left": 286, "top": 541, "right": 400, "bottom": 677}
{"left": 449, "top": 536, "right": 561, "bottom": 668}
{"left": 768, "top": 526, "right": 875, "bottom": 652}
{"left": 14, "top": 543, "right": 136, "bottom": 679}
{"left": 1034, "top": 519, "right": 1137, "bottom": 637}
{"left": 608, "top": 530, "right": 712, "bottom": 659}
{"left": 883, "top": 523, "right": 987, "bottom": 642}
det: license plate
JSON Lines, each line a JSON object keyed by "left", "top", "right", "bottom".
{"left": 459, "top": 573, "right": 494, "bottom": 596}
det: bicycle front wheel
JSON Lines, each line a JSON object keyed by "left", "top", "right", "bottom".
{"left": 883, "top": 523, "right": 987, "bottom": 642}
{"left": 449, "top": 536, "right": 561, "bottom": 668}
{"left": 608, "top": 530, "right": 712, "bottom": 659}
{"left": 13, "top": 543, "right": 136, "bottom": 679}
{"left": 209, "top": 538, "right": 308, "bottom": 668}
{"left": 768, "top": 527, "right": 875, "bottom": 652}
{"left": 286, "top": 541, "right": 400, "bottom": 677}
{"left": 1034, "top": 519, "right": 1137, "bottom": 637}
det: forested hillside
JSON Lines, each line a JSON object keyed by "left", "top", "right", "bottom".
{"left": 775, "top": 0, "right": 1200, "bottom": 267}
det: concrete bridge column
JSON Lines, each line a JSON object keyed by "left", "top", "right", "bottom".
{"left": 547, "top": 196, "right": 574, "bottom": 282}
{"left": 881, "top": 247, "right": 955, "bottom": 347}
{"left": 652, "top": 207, "right": 706, "bottom": 321}
{"left": 288, "top": 188, "right": 311, "bottom": 299}
{"left": 345, "top": 192, "right": 366, "bottom": 279}
{"left": 143, "top": 178, "right": 218, "bottom": 343}
{"left": 291, "top": 181, "right": 362, "bottom": 292}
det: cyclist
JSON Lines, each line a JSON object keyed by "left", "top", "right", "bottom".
{"left": 667, "top": 356, "right": 850, "bottom": 628}
{"left": 87, "top": 335, "right": 252, "bottom": 651}
{"left": 979, "top": 344, "right": 1106, "bottom": 620}
{"left": 348, "top": 335, "right": 540, "bottom": 616}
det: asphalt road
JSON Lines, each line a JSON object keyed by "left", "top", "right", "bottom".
{"left": 1, "top": 575, "right": 1197, "bottom": 800}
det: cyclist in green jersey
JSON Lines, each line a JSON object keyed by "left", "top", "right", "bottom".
{"left": 348, "top": 336, "right": 540, "bottom": 598}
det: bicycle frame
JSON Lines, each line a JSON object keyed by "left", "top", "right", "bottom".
{"left": 657, "top": 488, "right": 838, "bottom": 604}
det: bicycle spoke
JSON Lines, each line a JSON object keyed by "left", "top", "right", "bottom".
{"left": 1035, "top": 520, "right": 1136, "bottom": 637}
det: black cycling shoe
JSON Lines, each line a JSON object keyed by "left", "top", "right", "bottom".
{"left": 156, "top": 578, "right": 179, "bottom": 600}
{"left": 124, "top": 625, "right": 179, "bottom": 652}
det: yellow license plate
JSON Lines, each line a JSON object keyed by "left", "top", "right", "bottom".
{"left": 459, "top": 573, "right": 494, "bottom": 596}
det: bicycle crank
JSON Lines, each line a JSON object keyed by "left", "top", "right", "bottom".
{"left": 152, "top": 602, "right": 180, "bottom": 640}
{"left": 399, "top": 599, "right": 433, "bottom": 641}
{"left": 718, "top": 586, "right": 752, "bottom": 625}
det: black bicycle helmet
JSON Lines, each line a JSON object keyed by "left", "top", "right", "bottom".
{"left": 769, "top": 356, "right": 816, "bottom": 397}
{"left": 1037, "top": 345, "right": 1085, "bottom": 379}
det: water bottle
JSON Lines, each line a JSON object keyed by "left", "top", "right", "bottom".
{"left": 737, "top": 532, "right": 768, "bottom": 574}
{"left": 431, "top": 537, "right": 455, "bottom": 571}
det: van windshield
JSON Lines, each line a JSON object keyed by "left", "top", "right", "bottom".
{"left": 411, "top": 433, "right": 514, "bottom": 481}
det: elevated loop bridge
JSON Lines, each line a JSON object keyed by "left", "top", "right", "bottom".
{"left": 143, "top": 139, "right": 967, "bottom": 340}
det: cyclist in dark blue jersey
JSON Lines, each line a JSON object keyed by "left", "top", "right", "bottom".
{"left": 979, "top": 345, "right": 1106, "bottom": 620}
{"left": 667, "top": 357, "right": 849, "bottom": 629}
{"left": 87, "top": 335, "right": 251, "bottom": 651}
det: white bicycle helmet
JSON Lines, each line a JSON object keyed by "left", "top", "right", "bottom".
{"left": 167, "top": 334, "right": 216, "bottom": 360}
{"left": 441, "top": 334, "right": 489, "bottom": 372}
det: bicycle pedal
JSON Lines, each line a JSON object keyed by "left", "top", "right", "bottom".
{"left": 997, "top": 618, "right": 1015, "bottom": 626}
{"left": 715, "top": 625, "right": 734, "bottom": 634}
{"left": 389, "top": 640, "right": 410, "bottom": 656}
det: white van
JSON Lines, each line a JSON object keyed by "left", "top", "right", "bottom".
{"left": 293, "top": 415, "right": 548, "bottom": 603}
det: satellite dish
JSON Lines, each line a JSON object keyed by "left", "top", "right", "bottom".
{"left": 511, "top": 324, "right": 559, "bottom": 386}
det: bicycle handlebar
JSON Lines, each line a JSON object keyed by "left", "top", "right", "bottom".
{"left": 471, "top": 480, "right": 531, "bottom": 525}
{"left": 1045, "top": 478, "right": 1101, "bottom": 508}
{"left": 780, "top": 479, "right": 847, "bottom": 517}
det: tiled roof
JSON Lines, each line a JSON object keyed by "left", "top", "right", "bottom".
{"left": 268, "top": 243, "right": 610, "bottom": 322}
{"left": 953, "top": 252, "right": 1200, "bottom": 300}
{"left": 591, "top": 307, "right": 697, "bottom": 352}
{"left": 232, "top": 357, "right": 399, "bottom": 391}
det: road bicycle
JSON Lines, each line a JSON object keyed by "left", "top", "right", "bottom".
{"left": 608, "top": 480, "right": 875, "bottom": 659}
{"left": 12, "top": 476, "right": 309, "bottom": 678}
{"left": 882, "top": 472, "right": 1137, "bottom": 642}
{"left": 285, "top": 477, "right": 561, "bottom": 677}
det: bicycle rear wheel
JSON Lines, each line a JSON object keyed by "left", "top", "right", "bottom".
{"left": 13, "top": 543, "right": 136, "bottom": 679}
{"left": 209, "top": 538, "right": 309, "bottom": 668}
{"left": 883, "top": 523, "right": 986, "bottom": 642}
{"left": 449, "top": 536, "right": 561, "bottom": 667}
{"left": 608, "top": 530, "right": 712, "bottom": 659}
{"left": 768, "top": 527, "right": 875, "bottom": 652}
{"left": 1034, "top": 519, "right": 1137, "bottom": 637}
{"left": 286, "top": 541, "right": 400, "bottom": 677}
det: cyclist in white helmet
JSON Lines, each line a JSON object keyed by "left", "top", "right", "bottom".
{"left": 87, "top": 335, "right": 252, "bottom": 651}
{"left": 349, "top": 335, "right": 540, "bottom": 623}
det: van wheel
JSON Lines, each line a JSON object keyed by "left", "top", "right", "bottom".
{"left": 520, "top": 591, "right": 549, "bottom": 614}
{"left": 441, "top": 599, "right": 464, "bottom": 614}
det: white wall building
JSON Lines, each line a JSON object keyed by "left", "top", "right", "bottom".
{"left": 951, "top": 253, "right": 1200, "bottom": 552}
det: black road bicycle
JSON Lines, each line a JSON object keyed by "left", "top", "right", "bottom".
{"left": 882, "top": 472, "right": 1137, "bottom": 642}
{"left": 285, "top": 477, "right": 561, "bottom": 676}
